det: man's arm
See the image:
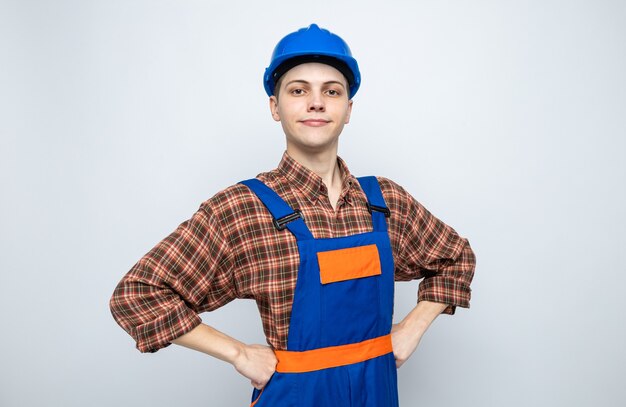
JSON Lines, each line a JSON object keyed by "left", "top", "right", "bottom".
{"left": 110, "top": 205, "right": 276, "bottom": 387}
{"left": 110, "top": 203, "right": 243, "bottom": 353}
{"left": 378, "top": 177, "right": 476, "bottom": 367}
{"left": 172, "top": 323, "right": 276, "bottom": 389}
{"left": 390, "top": 237, "right": 475, "bottom": 367}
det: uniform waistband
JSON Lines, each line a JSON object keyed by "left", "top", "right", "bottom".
{"left": 274, "top": 334, "right": 393, "bottom": 373}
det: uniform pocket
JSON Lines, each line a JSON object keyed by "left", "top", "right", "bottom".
{"left": 248, "top": 372, "right": 296, "bottom": 407}
{"left": 317, "top": 244, "right": 381, "bottom": 284}
{"left": 250, "top": 387, "right": 263, "bottom": 407}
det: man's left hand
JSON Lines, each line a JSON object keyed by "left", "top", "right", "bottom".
{"left": 390, "top": 300, "right": 448, "bottom": 368}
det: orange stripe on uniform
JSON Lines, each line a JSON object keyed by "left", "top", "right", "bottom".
{"left": 275, "top": 334, "right": 393, "bottom": 373}
{"left": 250, "top": 388, "right": 263, "bottom": 407}
{"left": 317, "top": 244, "right": 381, "bottom": 284}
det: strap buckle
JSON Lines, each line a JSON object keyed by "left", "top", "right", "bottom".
{"left": 366, "top": 202, "right": 391, "bottom": 218}
{"left": 273, "top": 209, "right": 303, "bottom": 231}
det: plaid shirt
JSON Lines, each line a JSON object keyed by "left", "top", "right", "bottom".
{"left": 110, "top": 152, "right": 475, "bottom": 353}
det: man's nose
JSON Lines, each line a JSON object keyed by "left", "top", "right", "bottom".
{"left": 307, "top": 92, "right": 325, "bottom": 112}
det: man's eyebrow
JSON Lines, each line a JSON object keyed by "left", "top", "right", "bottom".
{"left": 284, "top": 79, "right": 346, "bottom": 89}
{"left": 324, "top": 80, "right": 346, "bottom": 89}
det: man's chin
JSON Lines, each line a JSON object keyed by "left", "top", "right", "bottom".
{"left": 287, "top": 140, "right": 339, "bottom": 156}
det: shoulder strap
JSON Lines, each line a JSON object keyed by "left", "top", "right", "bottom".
{"left": 356, "top": 176, "right": 390, "bottom": 233}
{"left": 239, "top": 179, "right": 314, "bottom": 241}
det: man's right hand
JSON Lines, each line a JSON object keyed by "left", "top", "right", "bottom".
{"left": 233, "top": 344, "right": 277, "bottom": 389}
{"left": 172, "top": 323, "right": 277, "bottom": 389}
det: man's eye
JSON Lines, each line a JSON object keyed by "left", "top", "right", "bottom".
{"left": 327, "top": 89, "right": 340, "bottom": 96}
{"left": 291, "top": 89, "right": 304, "bottom": 95}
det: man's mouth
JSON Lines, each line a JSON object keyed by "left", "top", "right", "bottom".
{"left": 300, "top": 119, "right": 331, "bottom": 127}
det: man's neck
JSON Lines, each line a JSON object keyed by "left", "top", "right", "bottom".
{"left": 286, "top": 145, "right": 343, "bottom": 199}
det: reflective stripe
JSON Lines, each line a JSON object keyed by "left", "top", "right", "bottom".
{"left": 275, "top": 334, "right": 393, "bottom": 373}
{"left": 317, "top": 244, "right": 382, "bottom": 284}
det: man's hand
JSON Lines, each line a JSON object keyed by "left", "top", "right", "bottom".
{"left": 233, "top": 344, "right": 277, "bottom": 389}
{"left": 390, "top": 300, "right": 448, "bottom": 368}
{"left": 391, "top": 321, "right": 423, "bottom": 368}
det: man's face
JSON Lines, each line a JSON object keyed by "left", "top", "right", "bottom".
{"left": 269, "top": 62, "right": 353, "bottom": 155}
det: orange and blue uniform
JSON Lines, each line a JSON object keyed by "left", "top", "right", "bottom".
{"left": 242, "top": 176, "right": 399, "bottom": 407}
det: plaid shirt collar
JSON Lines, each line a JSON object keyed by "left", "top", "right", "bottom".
{"left": 277, "top": 151, "right": 357, "bottom": 207}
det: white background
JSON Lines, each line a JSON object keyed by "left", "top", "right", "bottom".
{"left": 1, "top": 1, "right": 625, "bottom": 406}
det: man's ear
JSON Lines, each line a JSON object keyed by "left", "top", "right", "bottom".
{"left": 269, "top": 96, "right": 281, "bottom": 122}
{"left": 345, "top": 99, "right": 353, "bottom": 124}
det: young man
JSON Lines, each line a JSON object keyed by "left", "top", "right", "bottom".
{"left": 110, "top": 24, "right": 475, "bottom": 406}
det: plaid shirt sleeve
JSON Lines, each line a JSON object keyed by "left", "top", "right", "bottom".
{"left": 109, "top": 204, "right": 237, "bottom": 353}
{"left": 379, "top": 177, "right": 475, "bottom": 315}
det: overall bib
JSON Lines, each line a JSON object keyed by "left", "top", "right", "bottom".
{"left": 241, "top": 176, "right": 398, "bottom": 407}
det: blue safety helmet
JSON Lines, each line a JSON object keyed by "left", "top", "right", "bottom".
{"left": 264, "top": 24, "right": 361, "bottom": 99}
